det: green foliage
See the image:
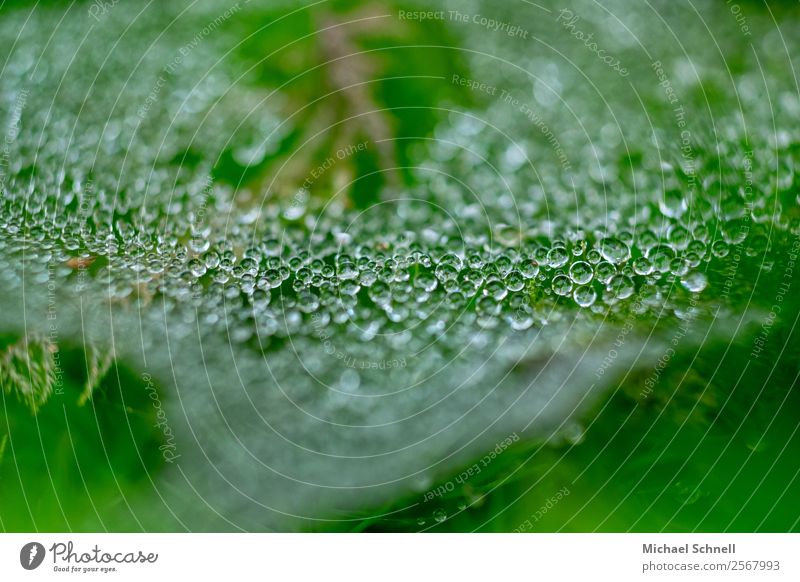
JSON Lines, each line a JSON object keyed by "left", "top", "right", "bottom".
{"left": 0, "top": 344, "right": 164, "bottom": 531}
{"left": 1, "top": 337, "right": 57, "bottom": 413}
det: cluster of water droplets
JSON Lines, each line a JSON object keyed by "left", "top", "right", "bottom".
{"left": 0, "top": 168, "right": 787, "bottom": 350}
{"left": 0, "top": 0, "right": 797, "bottom": 350}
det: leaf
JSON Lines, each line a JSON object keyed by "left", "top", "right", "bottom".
{"left": 0, "top": 337, "right": 57, "bottom": 414}
{"left": 0, "top": 0, "right": 799, "bottom": 533}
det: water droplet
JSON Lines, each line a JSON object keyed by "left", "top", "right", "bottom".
{"left": 552, "top": 274, "right": 573, "bottom": 296}
{"left": 606, "top": 274, "right": 635, "bottom": 299}
{"left": 547, "top": 246, "right": 570, "bottom": 268}
{"left": 520, "top": 258, "right": 540, "bottom": 279}
{"left": 659, "top": 189, "right": 688, "bottom": 218}
{"left": 632, "top": 257, "right": 653, "bottom": 276}
{"left": 435, "top": 263, "right": 458, "bottom": 282}
{"left": 680, "top": 271, "right": 707, "bottom": 293}
{"left": 568, "top": 261, "right": 593, "bottom": 285}
{"left": 595, "top": 261, "right": 616, "bottom": 283}
{"left": 483, "top": 279, "right": 508, "bottom": 301}
{"left": 504, "top": 270, "right": 525, "bottom": 292}
{"left": 598, "top": 237, "right": 630, "bottom": 264}
{"left": 573, "top": 285, "right": 597, "bottom": 307}
{"left": 339, "top": 368, "right": 360, "bottom": 392}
